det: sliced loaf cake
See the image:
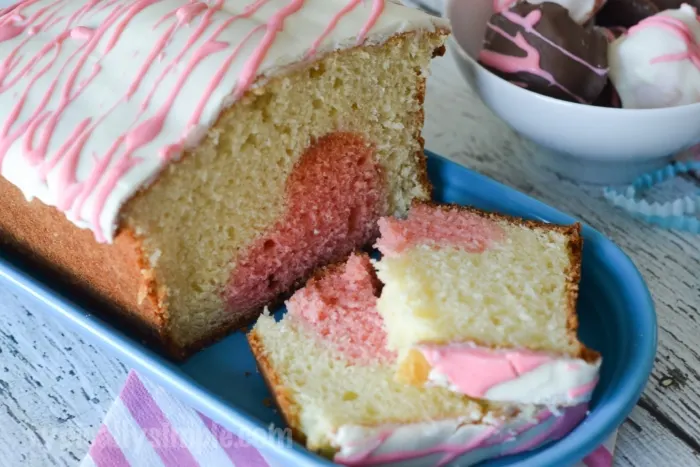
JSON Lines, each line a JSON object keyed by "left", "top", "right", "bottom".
{"left": 249, "top": 253, "right": 589, "bottom": 465}
{"left": 0, "top": 1, "right": 449, "bottom": 357}
{"left": 374, "top": 203, "right": 601, "bottom": 407}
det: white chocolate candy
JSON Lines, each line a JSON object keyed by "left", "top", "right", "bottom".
{"left": 609, "top": 5, "right": 700, "bottom": 109}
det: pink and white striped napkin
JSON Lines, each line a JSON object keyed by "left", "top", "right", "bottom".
{"left": 82, "top": 371, "right": 618, "bottom": 467}
{"left": 81, "top": 372, "right": 271, "bottom": 467}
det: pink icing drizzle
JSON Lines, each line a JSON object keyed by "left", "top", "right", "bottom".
{"left": 628, "top": 14, "right": 700, "bottom": 69}
{"left": 479, "top": 7, "right": 607, "bottom": 103}
{"left": 500, "top": 10, "right": 607, "bottom": 76}
{"left": 0, "top": 14, "right": 25, "bottom": 42}
{"left": 308, "top": 0, "right": 384, "bottom": 57}
{"left": 508, "top": 350, "right": 554, "bottom": 373}
{"left": 479, "top": 20, "right": 589, "bottom": 103}
{"left": 569, "top": 375, "right": 600, "bottom": 399}
{"left": 175, "top": 1, "right": 208, "bottom": 25}
{"left": 493, "top": 0, "right": 519, "bottom": 14}
{"left": 420, "top": 343, "right": 599, "bottom": 403}
{"left": 420, "top": 345, "right": 554, "bottom": 397}
{"left": 0, "top": 0, "right": 388, "bottom": 242}
{"left": 358, "top": 0, "right": 384, "bottom": 45}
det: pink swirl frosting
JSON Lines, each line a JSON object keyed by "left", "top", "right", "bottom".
{"left": 419, "top": 342, "right": 601, "bottom": 406}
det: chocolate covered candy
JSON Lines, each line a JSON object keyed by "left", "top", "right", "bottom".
{"left": 479, "top": 2, "right": 609, "bottom": 104}
{"left": 609, "top": 5, "right": 700, "bottom": 108}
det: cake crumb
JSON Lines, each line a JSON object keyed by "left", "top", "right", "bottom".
{"left": 244, "top": 371, "right": 252, "bottom": 377}
{"left": 263, "top": 398, "right": 273, "bottom": 408}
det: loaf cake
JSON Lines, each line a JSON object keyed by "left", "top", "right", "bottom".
{"left": 0, "top": 1, "right": 449, "bottom": 357}
{"left": 249, "top": 253, "right": 589, "bottom": 465}
{"left": 374, "top": 203, "right": 601, "bottom": 406}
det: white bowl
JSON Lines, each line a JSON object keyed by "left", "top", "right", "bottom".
{"left": 444, "top": 0, "right": 700, "bottom": 184}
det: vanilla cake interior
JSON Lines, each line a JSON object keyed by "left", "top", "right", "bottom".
{"left": 375, "top": 203, "right": 584, "bottom": 356}
{"left": 251, "top": 254, "right": 486, "bottom": 451}
{"left": 124, "top": 34, "right": 446, "bottom": 353}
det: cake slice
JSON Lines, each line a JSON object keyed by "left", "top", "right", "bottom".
{"left": 249, "top": 253, "right": 589, "bottom": 465}
{"left": 374, "top": 203, "right": 601, "bottom": 407}
{"left": 0, "top": 1, "right": 449, "bottom": 357}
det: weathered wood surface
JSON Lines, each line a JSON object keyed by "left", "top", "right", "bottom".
{"left": 1, "top": 1, "right": 699, "bottom": 465}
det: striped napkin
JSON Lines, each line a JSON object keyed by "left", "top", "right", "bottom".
{"left": 81, "top": 372, "right": 270, "bottom": 467}
{"left": 82, "top": 371, "right": 618, "bottom": 467}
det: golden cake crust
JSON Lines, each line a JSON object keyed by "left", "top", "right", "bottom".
{"left": 411, "top": 43, "right": 447, "bottom": 202}
{"left": 248, "top": 330, "right": 308, "bottom": 446}
{"left": 1, "top": 172, "right": 245, "bottom": 359}
{"left": 0, "top": 176, "right": 169, "bottom": 341}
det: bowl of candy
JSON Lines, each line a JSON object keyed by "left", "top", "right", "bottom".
{"left": 445, "top": 0, "right": 700, "bottom": 184}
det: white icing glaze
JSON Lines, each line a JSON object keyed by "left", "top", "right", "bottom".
{"left": 0, "top": 0, "right": 448, "bottom": 242}
{"left": 330, "top": 403, "right": 589, "bottom": 466}
{"left": 609, "top": 5, "right": 700, "bottom": 109}
{"left": 426, "top": 354, "right": 602, "bottom": 406}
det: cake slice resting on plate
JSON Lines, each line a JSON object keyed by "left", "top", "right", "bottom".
{"left": 374, "top": 203, "right": 601, "bottom": 406}
{"left": 249, "top": 253, "right": 590, "bottom": 466}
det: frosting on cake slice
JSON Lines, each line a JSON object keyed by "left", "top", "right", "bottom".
{"left": 374, "top": 203, "right": 601, "bottom": 407}
{"left": 249, "top": 253, "right": 589, "bottom": 466}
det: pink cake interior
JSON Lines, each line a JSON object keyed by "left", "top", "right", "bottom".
{"left": 286, "top": 254, "right": 395, "bottom": 365}
{"left": 225, "top": 133, "right": 386, "bottom": 317}
{"left": 375, "top": 204, "right": 505, "bottom": 257}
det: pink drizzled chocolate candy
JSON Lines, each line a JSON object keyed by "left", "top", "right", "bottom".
{"left": 479, "top": 2, "right": 609, "bottom": 104}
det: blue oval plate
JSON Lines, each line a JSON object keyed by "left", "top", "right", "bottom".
{"left": 0, "top": 151, "right": 657, "bottom": 466}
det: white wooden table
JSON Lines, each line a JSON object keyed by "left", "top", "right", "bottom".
{"left": 2, "top": 2, "right": 700, "bottom": 466}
